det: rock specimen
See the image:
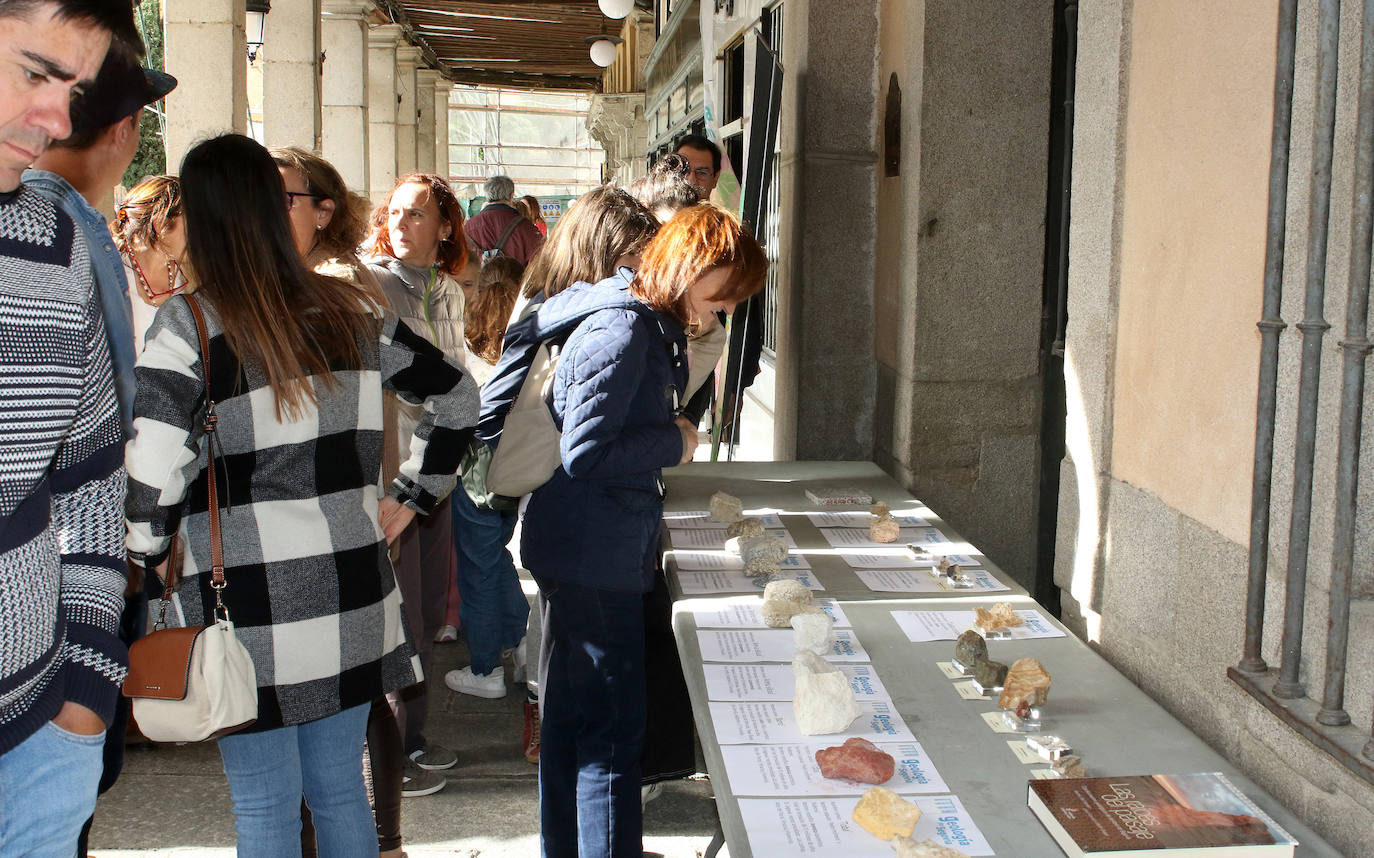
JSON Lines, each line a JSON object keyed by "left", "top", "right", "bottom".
{"left": 793, "top": 650, "right": 860, "bottom": 735}
{"left": 973, "top": 658, "right": 1008, "bottom": 689}
{"left": 1052, "top": 754, "right": 1085, "bottom": 778}
{"left": 726, "top": 516, "right": 766, "bottom": 539}
{"left": 892, "top": 837, "right": 970, "bottom": 858}
{"left": 870, "top": 514, "right": 901, "bottom": 543}
{"left": 974, "top": 602, "right": 1024, "bottom": 633}
{"left": 814, "top": 737, "right": 896, "bottom": 785}
{"left": 870, "top": 501, "right": 891, "bottom": 517}
{"left": 952, "top": 630, "right": 987, "bottom": 669}
{"left": 997, "top": 657, "right": 1051, "bottom": 710}
{"left": 791, "top": 611, "right": 835, "bottom": 655}
{"left": 739, "top": 533, "right": 788, "bottom": 574}
{"left": 761, "top": 579, "right": 819, "bottom": 628}
{"left": 708, "top": 491, "right": 743, "bottom": 522}
{"left": 852, "top": 786, "right": 922, "bottom": 841}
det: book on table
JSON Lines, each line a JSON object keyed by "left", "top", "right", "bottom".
{"left": 1027, "top": 772, "right": 1297, "bottom": 857}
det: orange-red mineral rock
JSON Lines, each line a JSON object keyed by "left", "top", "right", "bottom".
{"left": 815, "top": 737, "right": 897, "bottom": 784}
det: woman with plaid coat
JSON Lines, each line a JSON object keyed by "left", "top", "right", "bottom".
{"left": 124, "top": 135, "right": 479, "bottom": 857}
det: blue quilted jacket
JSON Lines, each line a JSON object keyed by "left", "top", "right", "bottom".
{"left": 515, "top": 271, "right": 688, "bottom": 592}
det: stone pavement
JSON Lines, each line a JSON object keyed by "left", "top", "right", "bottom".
{"left": 88, "top": 389, "right": 775, "bottom": 857}
{"left": 87, "top": 574, "right": 727, "bottom": 858}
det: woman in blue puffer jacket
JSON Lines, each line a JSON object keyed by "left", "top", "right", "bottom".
{"left": 521, "top": 204, "right": 767, "bottom": 858}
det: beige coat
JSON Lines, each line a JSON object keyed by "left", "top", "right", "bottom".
{"left": 366, "top": 256, "right": 468, "bottom": 478}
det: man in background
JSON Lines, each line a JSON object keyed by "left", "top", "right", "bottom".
{"left": 465, "top": 174, "right": 543, "bottom": 266}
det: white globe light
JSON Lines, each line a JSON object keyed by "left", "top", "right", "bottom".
{"left": 598, "top": 0, "right": 634, "bottom": 19}
{"left": 589, "top": 38, "right": 618, "bottom": 67}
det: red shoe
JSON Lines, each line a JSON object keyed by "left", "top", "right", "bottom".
{"left": 523, "top": 699, "right": 540, "bottom": 764}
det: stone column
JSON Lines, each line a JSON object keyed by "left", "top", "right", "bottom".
{"left": 262, "top": 0, "right": 321, "bottom": 151}
{"left": 394, "top": 45, "right": 421, "bottom": 178}
{"left": 774, "top": 0, "right": 879, "bottom": 461}
{"left": 415, "top": 69, "right": 440, "bottom": 175}
{"left": 163, "top": 0, "right": 247, "bottom": 172}
{"left": 434, "top": 83, "right": 452, "bottom": 181}
{"left": 320, "top": 0, "right": 371, "bottom": 194}
{"left": 367, "top": 23, "right": 402, "bottom": 203}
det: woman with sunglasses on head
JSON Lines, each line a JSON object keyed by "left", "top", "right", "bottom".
{"left": 114, "top": 174, "right": 189, "bottom": 352}
{"left": 511, "top": 203, "right": 767, "bottom": 858}
{"left": 124, "top": 134, "right": 479, "bottom": 857}
{"left": 270, "top": 146, "right": 410, "bottom": 858}
{"left": 363, "top": 173, "right": 470, "bottom": 792}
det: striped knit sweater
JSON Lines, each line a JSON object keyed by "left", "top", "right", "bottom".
{"left": 0, "top": 185, "right": 129, "bottom": 755}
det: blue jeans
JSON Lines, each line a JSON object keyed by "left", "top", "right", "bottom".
{"left": 452, "top": 488, "right": 530, "bottom": 674}
{"left": 0, "top": 720, "right": 104, "bottom": 857}
{"left": 217, "top": 704, "right": 374, "bottom": 858}
{"left": 535, "top": 575, "right": 645, "bottom": 858}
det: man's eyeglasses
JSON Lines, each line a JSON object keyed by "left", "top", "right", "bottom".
{"left": 689, "top": 166, "right": 715, "bottom": 180}
{"left": 285, "top": 191, "right": 322, "bottom": 210}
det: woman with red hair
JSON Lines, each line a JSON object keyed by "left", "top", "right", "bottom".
{"left": 516, "top": 203, "right": 767, "bottom": 858}
{"left": 364, "top": 173, "right": 470, "bottom": 795}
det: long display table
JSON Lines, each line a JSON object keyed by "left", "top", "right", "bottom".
{"left": 662, "top": 461, "right": 1338, "bottom": 857}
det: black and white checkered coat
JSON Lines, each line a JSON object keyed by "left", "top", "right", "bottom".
{"left": 125, "top": 295, "right": 478, "bottom": 730}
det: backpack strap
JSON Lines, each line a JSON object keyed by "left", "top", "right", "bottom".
{"left": 487, "top": 215, "right": 523, "bottom": 258}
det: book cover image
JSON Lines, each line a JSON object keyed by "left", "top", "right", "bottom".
{"left": 1028, "top": 773, "right": 1297, "bottom": 853}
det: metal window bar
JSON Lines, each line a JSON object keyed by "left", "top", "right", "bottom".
{"left": 1231, "top": 0, "right": 1374, "bottom": 783}
{"left": 760, "top": 1, "right": 784, "bottom": 355}
{"left": 1274, "top": 0, "right": 1340, "bottom": 702}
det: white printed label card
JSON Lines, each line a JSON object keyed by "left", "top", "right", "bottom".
{"left": 696, "top": 629, "right": 869, "bottom": 663}
{"left": 703, "top": 663, "right": 891, "bottom": 702}
{"left": 668, "top": 527, "right": 799, "bottom": 550}
{"left": 719, "top": 739, "right": 947, "bottom": 796}
{"left": 735, "top": 795, "right": 993, "bottom": 857}
{"left": 890, "top": 609, "right": 1065, "bottom": 642}
{"left": 669, "top": 549, "right": 812, "bottom": 571}
{"left": 675, "top": 568, "right": 823, "bottom": 596}
{"left": 709, "top": 700, "right": 914, "bottom": 744}
{"left": 682, "top": 596, "right": 851, "bottom": 629}
{"left": 663, "top": 508, "right": 785, "bottom": 529}
{"left": 806, "top": 508, "right": 930, "bottom": 528}
{"left": 854, "top": 567, "right": 1009, "bottom": 593}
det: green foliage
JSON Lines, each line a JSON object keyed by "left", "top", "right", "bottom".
{"left": 122, "top": 1, "right": 166, "bottom": 187}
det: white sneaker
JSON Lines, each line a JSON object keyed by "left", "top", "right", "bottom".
{"left": 445, "top": 665, "right": 507, "bottom": 699}
{"left": 504, "top": 636, "right": 528, "bottom": 684}
{"left": 434, "top": 624, "right": 458, "bottom": 643}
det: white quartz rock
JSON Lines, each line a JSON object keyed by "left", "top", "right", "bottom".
{"left": 793, "top": 650, "right": 861, "bottom": 735}
{"left": 791, "top": 611, "right": 835, "bottom": 655}
{"left": 892, "top": 837, "right": 970, "bottom": 858}
{"left": 761, "top": 579, "right": 818, "bottom": 628}
{"left": 740, "top": 533, "right": 788, "bottom": 574}
{"left": 708, "top": 491, "right": 744, "bottom": 522}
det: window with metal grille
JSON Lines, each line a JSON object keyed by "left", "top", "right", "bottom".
{"left": 1230, "top": 0, "right": 1374, "bottom": 789}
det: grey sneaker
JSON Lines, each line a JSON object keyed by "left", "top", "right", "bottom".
{"left": 409, "top": 742, "right": 457, "bottom": 771}
{"left": 401, "top": 759, "right": 446, "bottom": 797}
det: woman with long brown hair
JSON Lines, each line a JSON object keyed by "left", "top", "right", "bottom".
{"left": 455, "top": 186, "right": 659, "bottom": 766}
{"left": 511, "top": 204, "right": 766, "bottom": 858}
{"left": 124, "top": 134, "right": 479, "bottom": 855}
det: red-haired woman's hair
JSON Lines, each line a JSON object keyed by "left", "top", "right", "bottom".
{"left": 631, "top": 204, "right": 767, "bottom": 326}
{"left": 366, "top": 173, "right": 469, "bottom": 276}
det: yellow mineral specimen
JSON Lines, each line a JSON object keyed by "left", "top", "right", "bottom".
{"left": 852, "top": 786, "right": 922, "bottom": 841}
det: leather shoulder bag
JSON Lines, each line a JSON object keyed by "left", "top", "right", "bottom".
{"left": 123, "top": 294, "right": 258, "bottom": 742}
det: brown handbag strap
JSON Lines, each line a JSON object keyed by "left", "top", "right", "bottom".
{"left": 183, "top": 295, "right": 226, "bottom": 591}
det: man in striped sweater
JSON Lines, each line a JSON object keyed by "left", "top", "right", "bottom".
{"left": 0, "top": 1, "right": 141, "bottom": 854}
